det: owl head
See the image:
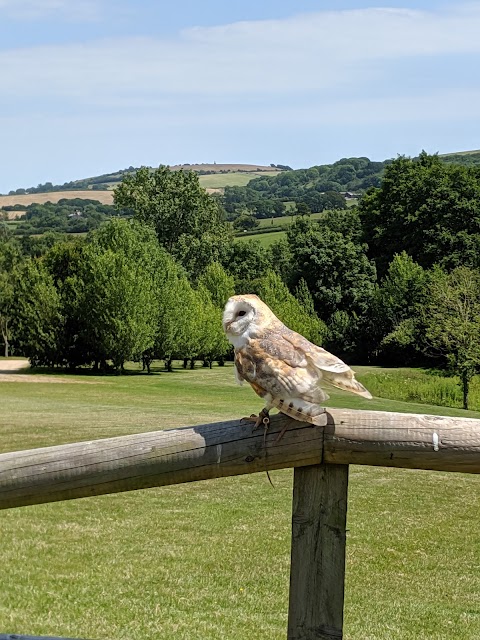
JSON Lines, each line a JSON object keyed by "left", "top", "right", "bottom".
{"left": 222, "top": 295, "right": 277, "bottom": 344}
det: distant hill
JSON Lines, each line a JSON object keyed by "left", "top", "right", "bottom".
{"left": 439, "top": 150, "right": 480, "bottom": 166}
{"left": 2, "top": 151, "right": 479, "bottom": 210}
{"left": 223, "top": 150, "right": 480, "bottom": 217}
{"left": 2, "top": 163, "right": 285, "bottom": 198}
{"left": 0, "top": 190, "right": 115, "bottom": 207}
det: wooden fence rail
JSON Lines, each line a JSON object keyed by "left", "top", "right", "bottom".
{"left": 1, "top": 409, "right": 479, "bottom": 511}
{"left": 1, "top": 408, "right": 479, "bottom": 639}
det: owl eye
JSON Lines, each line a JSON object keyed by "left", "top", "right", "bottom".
{"left": 237, "top": 310, "right": 247, "bottom": 317}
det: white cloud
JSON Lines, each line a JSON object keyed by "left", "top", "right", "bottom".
{"left": 0, "top": 2, "right": 480, "bottom": 126}
{"left": 0, "top": 0, "right": 100, "bottom": 21}
{"left": 1, "top": 3, "right": 480, "bottom": 103}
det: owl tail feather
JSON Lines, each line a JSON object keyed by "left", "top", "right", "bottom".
{"left": 272, "top": 396, "right": 328, "bottom": 426}
{"left": 322, "top": 370, "right": 372, "bottom": 399}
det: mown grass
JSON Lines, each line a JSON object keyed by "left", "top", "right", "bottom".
{"left": 0, "top": 364, "right": 479, "bottom": 639}
{"left": 357, "top": 366, "right": 480, "bottom": 412}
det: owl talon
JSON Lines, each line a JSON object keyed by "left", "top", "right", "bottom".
{"left": 255, "top": 408, "right": 270, "bottom": 431}
{"left": 241, "top": 409, "right": 270, "bottom": 431}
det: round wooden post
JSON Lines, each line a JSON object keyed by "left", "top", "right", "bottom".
{"left": 287, "top": 464, "right": 349, "bottom": 640}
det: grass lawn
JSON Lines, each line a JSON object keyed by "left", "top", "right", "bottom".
{"left": 0, "top": 364, "right": 479, "bottom": 639}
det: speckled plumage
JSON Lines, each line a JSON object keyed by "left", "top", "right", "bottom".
{"left": 223, "top": 294, "right": 371, "bottom": 425}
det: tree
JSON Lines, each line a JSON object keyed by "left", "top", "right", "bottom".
{"left": 155, "top": 269, "right": 204, "bottom": 370}
{"left": 114, "top": 166, "right": 231, "bottom": 257}
{"left": 10, "top": 258, "right": 62, "bottom": 366}
{"left": 287, "top": 217, "right": 376, "bottom": 320}
{"left": 267, "top": 237, "right": 293, "bottom": 286}
{"left": 359, "top": 152, "right": 480, "bottom": 276}
{"left": 196, "top": 262, "right": 234, "bottom": 366}
{"left": 255, "top": 270, "right": 326, "bottom": 345}
{"left": 79, "top": 219, "right": 164, "bottom": 372}
{"left": 295, "top": 201, "right": 311, "bottom": 216}
{"left": 325, "top": 310, "right": 360, "bottom": 359}
{"left": 273, "top": 200, "right": 286, "bottom": 217}
{"left": 196, "top": 285, "right": 230, "bottom": 368}
{"left": 317, "top": 208, "right": 363, "bottom": 243}
{"left": 293, "top": 278, "right": 327, "bottom": 345}
{"left": 233, "top": 213, "right": 259, "bottom": 231}
{"left": 222, "top": 239, "right": 272, "bottom": 293}
{"left": 372, "top": 252, "right": 428, "bottom": 364}
{"left": 197, "top": 262, "right": 235, "bottom": 308}
{"left": 0, "top": 238, "right": 22, "bottom": 357}
{"left": 174, "top": 230, "right": 233, "bottom": 281}
{"left": 42, "top": 239, "right": 90, "bottom": 368}
{"left": 423, "top": 266, "right": 480, "bottom": 409}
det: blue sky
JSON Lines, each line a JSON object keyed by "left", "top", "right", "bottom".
{"left": 1, "top": 0, "right": 479, "bottom": 193}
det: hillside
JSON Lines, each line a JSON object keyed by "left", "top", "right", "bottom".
{"left": 3, "top": 163, "right": 284, "bottom": 198}
{"left": 224, "top": 150, "right": 480, "bottom": 217}
{"left": 439, "top": 149, "right": 480, "bottom": 166}
{"left": 2, "top": 150, "right": 480, "bottom": 224}
{"left": 0, "top": 190, "right": 115, "bottom": 207}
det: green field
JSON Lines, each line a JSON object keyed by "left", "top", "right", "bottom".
{"left": 234, "top": 209, "right": 358, "bottom": 246}
{"left": 0, "top": 364, "right": 479, "bottom": 640}
{"left": 235, "top": 229, "right": 286, "bottom": 247}
{"left": 198, "top": 171, "right": 280, "bottom": 189}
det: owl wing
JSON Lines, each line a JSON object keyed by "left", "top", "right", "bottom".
{"left": 281, "top": 329, "right": 372, "bottom": 399}
{"left": 235, "top": 332, "right": 329, "bottom": 425}
{"left": 236, "top": 332, "right": 329, "bottom": 403}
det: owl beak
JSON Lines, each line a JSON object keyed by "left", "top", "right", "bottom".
{"left": 224, "top": 320, "right": 233, "bottom": 332}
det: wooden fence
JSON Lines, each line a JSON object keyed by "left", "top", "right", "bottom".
{"left": 1, "top": 408, "right": 479, "bottom": 639}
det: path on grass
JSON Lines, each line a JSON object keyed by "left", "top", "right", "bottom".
{"left": 0, "top": 359, "right": 102, "bottom": 384}
{"left": 0, "top": 359, "right": 29, "bottom": 373}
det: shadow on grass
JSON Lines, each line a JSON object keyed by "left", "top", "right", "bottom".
{"left": 19, "top": 361, "right": 233, "bottom": 377}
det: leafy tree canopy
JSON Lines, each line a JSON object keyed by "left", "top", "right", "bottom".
{"left": 255, "top": 270, "right": 326, "bottom": 345}
{"left": 286, "top": 217, "right": 376, "bottom": 320}
{"left": 423, "top": 266, "right": 480, "bottom": 409}
{"left": 114, "top": 166, "right": 230, "bottom": 254}
{"left": 359, "top": 152, "right": 480, "bottom": 275}
{"left": 78, "top": 219, "right": 167, "bottom": 370}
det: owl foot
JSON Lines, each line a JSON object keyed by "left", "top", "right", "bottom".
{"left": 240, "top": 409, "right": 275, "bottom": 488}
{"left": 241, "top": 408, "right": 270, "bottom": 431}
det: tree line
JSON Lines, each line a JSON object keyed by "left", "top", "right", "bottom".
{"left": 1, "top": 153, "right": 480, "bottom": 406}
{"left": 224, "top": 151, "right": 480, "bottom": 222}
{"left": 0, "top": 167, "right": 321, "bottom": 373}
{"left": 4, "top": 199, "right": 125, "bottom": 236}
{"left": 223, "top": 157, "right": 387, "bottom": 220}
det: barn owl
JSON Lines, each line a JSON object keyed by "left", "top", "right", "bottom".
{"left": 222, "top": 294, "right": 371, "bottom": 427}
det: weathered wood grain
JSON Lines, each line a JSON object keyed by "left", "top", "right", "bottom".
{"left": 324, "top": 409, "right": 480, "bottom": 473}
{"left": 287, "top": 464, "right": 349, "bottom": 640}
{"left": 1, "top": 408, "right": 479, "bottom": 511}
{"left": 0, "top": 415, "right": 324, "bottom": 510}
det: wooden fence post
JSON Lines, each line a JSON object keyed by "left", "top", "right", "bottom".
{"left": 287, "top": 464, "right": 349, "bottom": 640}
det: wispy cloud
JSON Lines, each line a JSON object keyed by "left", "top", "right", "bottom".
{"left": 1, "top": 2, "right": 479, "bottom": 192}
{"left": 0, "top": 3, "right": 479, "bottom": 103}
{"left": 0, "top": 0, "right": 101, "bottom": 21}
